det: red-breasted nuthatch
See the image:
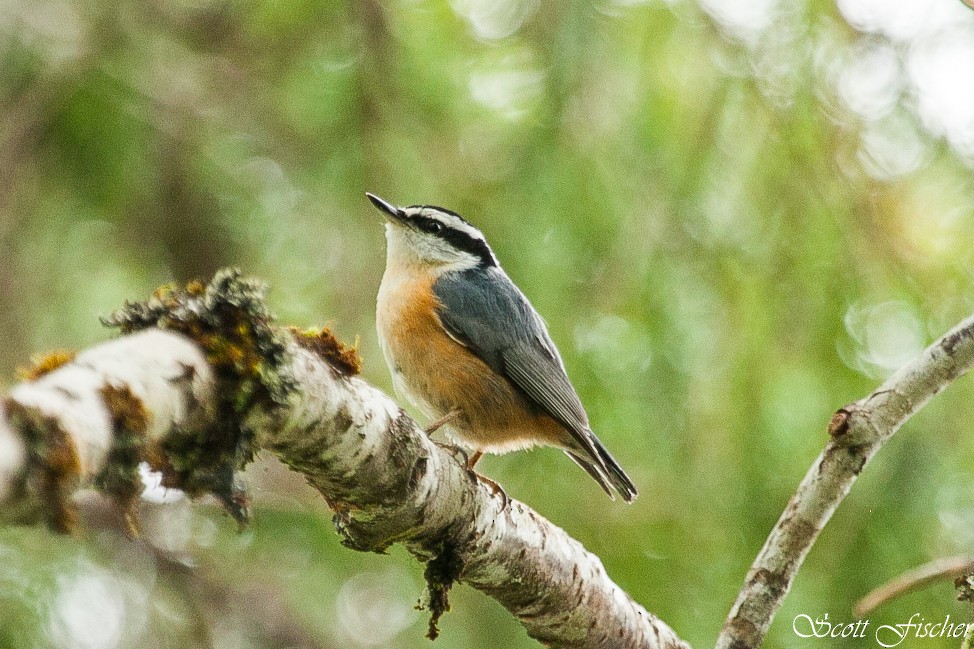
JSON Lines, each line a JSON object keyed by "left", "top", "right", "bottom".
{"left": 367, "top": 192, "right": 637, "bottom": 502}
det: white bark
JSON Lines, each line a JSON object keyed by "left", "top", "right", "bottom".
{"left": 0, "top": 329, "right": 689, "bottom": 649}
{"left": 4, "top": 331, "right": 216, "bottom": 481}
{"left": 8, "top": 304, "right": 974, "bottom": 649}
{"left": 716, "top": 314, "right": 974, "bottom": 649}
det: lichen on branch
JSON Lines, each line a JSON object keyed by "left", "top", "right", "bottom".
{"left": 100, "top": 268, "right": 298, "bottom": 523}
{"left": 2, "top": 268, "right": 688, "bottom": 649}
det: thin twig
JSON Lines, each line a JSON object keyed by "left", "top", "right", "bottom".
{"left": 854, "top": 556, "right": 974, "bottom": 618}
{"left": 716, "top": 314, "right": 974, "bottom": 649}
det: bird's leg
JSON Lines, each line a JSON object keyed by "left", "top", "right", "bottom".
{"left": 466, "top": 450, "right": 483, "bottom": 470}
{"left": 428, "top": 411, "right": 469, "bottom": 464}
{"left": 463, "top": 450, "right": 508, "bottom": 510}
{"left": 425, "top": 415, "right": 508, "bottom": 509}
{"left": 424, "top": 410, "right": 461, "bottom": 434}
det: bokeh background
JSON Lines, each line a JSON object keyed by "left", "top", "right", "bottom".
{"left": 2, "top": 0, "right": 974, "bottom": 647}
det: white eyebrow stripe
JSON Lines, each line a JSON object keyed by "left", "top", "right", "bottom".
{"left": 449, "top": 219, "right": 485, "bottom": 241}
{"left": 420, "top": 208, "right": 487, "bottom": 242}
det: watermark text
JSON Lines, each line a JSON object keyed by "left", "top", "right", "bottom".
{"left": 793, "top": 613, "right": 974, "bottom": 647}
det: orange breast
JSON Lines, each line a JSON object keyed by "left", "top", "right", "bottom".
{"left": 376, "top": 269, "right": 568, "bottom": 454}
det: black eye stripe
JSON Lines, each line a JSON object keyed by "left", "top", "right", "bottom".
{"left": 415, "top": 217, "right": 443, "bottom": 234}
{"left": 411, "top": 216, "right": 496, "bottom": 267}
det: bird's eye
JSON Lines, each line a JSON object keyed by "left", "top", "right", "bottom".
{"left": 421, "top": 220, "right": 443, "bottom": 234}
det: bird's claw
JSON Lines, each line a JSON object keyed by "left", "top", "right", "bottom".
{"left": 471, "top": 471, "right": 509, "bottom": 510}
{"left": 433, "top": 440, "right": 469, "bottom": 466}
{"left": 432, "top": 443, "right": 508, "bottom": 510}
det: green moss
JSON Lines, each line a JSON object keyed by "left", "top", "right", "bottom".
{"left": 102, "top": 268, "right": 297, "bottom": 526}
{"left": 2, "top": 399, "right": 81, "bottom": 534}
{"left": 94, "top": 384, "right": 150, "bottom": 537}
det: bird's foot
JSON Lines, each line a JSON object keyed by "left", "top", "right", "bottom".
{"left": 433, "top": 444, "right": 509, "bottom": 509}
{"left": 433, "top": 440, "right": 469, "bottom": 466}
{"left": 473, "top": 472, "right": 509, "bottom": 511}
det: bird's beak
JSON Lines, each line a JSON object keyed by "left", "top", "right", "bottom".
{"left": 366, "top": 192, "right": 406, "bottom": 223}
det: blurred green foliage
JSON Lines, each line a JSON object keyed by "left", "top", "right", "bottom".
{"left": 2, "top": 0, "right": 974, "bottom": 647}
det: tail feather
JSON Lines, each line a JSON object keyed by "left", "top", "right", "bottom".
{"left": 592, "top": 436, "right": 638, "bottom": 503}
{"left": 565, "top": 433, "right": 638, "bottom": 503}
{"left": 565, "top": 451, "right": 616, "bottom": 499}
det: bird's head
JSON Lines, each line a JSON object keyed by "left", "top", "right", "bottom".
{"left": 367, "top": 193, "right": 498, "bottom": 271}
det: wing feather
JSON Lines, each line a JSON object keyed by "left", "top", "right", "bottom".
{"left": 435, "top": 268, "right": 637, "bottom": 501}
{"left": 502, "top": 347, "right": 588, "bottom": 435}
{"left": 435, "top": 268, "right": 603, "bottom": 461}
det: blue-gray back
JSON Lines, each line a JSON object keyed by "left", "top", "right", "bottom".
{"left": 433, "top": 267, "right": 591, "bottom": 441}
{"left": 435, "top": 265, "right": 639, "bottom": 503}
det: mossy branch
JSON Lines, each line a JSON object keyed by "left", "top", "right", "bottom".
{"left": 0, "top": 269, "right": 688, "bottom": 649}
{"left": 13, "top": 269, "right": 971, "bottom": 649}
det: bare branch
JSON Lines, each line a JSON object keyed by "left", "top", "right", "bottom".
{"left": 0, "top": 276, "right": 689, "bottom": 649}
{"left": 716, "top": 314, "right": 974, "bottom": 649}
{"left": 854, "top": 556, "right": 974, "bottom": 618}
{"left": 964, "top": 625, "right": 974, "bottom": 649}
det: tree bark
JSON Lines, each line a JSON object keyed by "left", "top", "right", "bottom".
{"left": 715, "top": 314, "right": 974, "bottom": 649}
{"left": 0, "top": 327, "right": 689, "bottom": 649}
{"left": 6, "top": 269, "right": 974, "bottom": 649}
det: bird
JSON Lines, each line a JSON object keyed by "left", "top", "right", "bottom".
{"left": 367, "top": 192, "right": 637, "bottom": 502}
